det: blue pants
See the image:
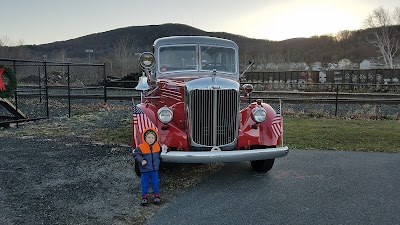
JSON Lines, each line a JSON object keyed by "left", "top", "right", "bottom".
{"left": 141, "top": 170, "right": 160, "bottom": 196}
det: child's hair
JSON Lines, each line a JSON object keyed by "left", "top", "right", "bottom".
{"left": 144, "top": 129, "right": 156, "bottom": 139}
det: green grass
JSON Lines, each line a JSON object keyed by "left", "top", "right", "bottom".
{"left": 98, "top": 126, "right": 132, "bottom": 146}
{"left": 98, "top": 117, "right": 400, "bottom": 153}
{"left": 283, "top": 117, "right": 400, "bottom": 153}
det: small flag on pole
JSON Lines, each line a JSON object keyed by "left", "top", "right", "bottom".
{"left": 271, "top": 99, "right": 283, "bottom": 137}
{"left": 132, "top": 104, "right": 157, "bottom": 134}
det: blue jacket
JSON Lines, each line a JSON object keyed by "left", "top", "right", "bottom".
{"left": 132, "top": 128, "right": 161, "bottom": 172}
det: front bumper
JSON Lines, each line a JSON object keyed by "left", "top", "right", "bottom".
{"left": 160, "top": 146, "right": 289, "bottom": 163}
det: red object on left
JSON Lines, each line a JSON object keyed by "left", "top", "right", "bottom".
{"left": 0, "top": 67, "right": 6, "bottom": 91}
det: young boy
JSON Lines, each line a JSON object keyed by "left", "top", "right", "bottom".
{"left": 132, "top": 127, "right": 162, "bottom": 206}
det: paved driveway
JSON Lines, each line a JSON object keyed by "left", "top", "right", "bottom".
{"left": 148, "top": 149, "right": 400, "bottom": 225}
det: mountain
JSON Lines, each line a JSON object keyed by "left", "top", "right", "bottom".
{"left": 8, "top": 23, "right": 398, "bottom": 65}
{"left": 26, "top": 23, "right": 270, "bottom": 60}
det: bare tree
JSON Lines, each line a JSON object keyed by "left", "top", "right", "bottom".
{"left": 394, "top": 7, "right": 400, "bottom": 24}
{"left": 0, "top": 36, "right": 31, "bottom": 59}
{"left": 112, "top": 36, "right": 137, "bottom": 78}
{"left": 53, "top": 49, "right": 67, "bottom": 62}
{"left": 0, "top": 36, "right": 12, "bottom": 58}
{"left": 363, "top": 6, "right": 400, "bottom": 68}
{"left": 0, "top": 39, "right": 5, "bottom": 57}
{"left": 335, "top": 30, "right": 354, "bottom": 41}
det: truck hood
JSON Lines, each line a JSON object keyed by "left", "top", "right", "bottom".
{"left": 185, "top": 76, "right": 240, "bottom": 92}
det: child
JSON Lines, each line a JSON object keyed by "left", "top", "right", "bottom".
{"left": 132, "top": 127, "right": 163, "bottom": 206}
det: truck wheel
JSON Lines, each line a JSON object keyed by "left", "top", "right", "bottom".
{"left": 251, "top": 159, "right": 275, "bottom": 172}
{"left": 134, "top": 161, "right": 141, "bottom": 177}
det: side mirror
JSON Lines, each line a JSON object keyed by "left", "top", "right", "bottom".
{"left": 240, "top": 60, "right": 255, "bottom": 77}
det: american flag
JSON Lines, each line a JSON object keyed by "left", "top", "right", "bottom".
{"left": 271, "top": 99, "right": 283, "bottom": 137}
{"left": 132, "top": 104, "right": 157, "bottom": 134}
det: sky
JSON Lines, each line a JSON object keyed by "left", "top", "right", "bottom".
{"left": 1, "top": 0, "right": 399, "bottom": 45}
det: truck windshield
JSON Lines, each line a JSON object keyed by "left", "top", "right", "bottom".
{"left": 158, "top": 44, "right": 236, "bottom": 74}
{"left": 158, "top": 45, "right": 197, "bottom": 73}
{"left": 200, "top": 45, "right": 236, "bottom": 73}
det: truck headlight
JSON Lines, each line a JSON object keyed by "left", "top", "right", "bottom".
{"left": 251, "top": 106, "right": 267, "bottom": 123}
{"left": 157, "top": 106, "right": 173, "bottom": 124}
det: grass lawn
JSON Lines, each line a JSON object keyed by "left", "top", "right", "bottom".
{"left": 283, "top": 117, "right": 400, "bottom": 153}
{"left": 101, "top": 117, "right": 400, "bottom": 153}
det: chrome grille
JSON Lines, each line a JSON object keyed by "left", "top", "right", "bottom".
{"left": 190, "top": 89, "right": 239, "bottom": 147}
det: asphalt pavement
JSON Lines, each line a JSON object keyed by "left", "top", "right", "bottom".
{"left": 147, "top": 149, "right": 400, "bottom": 225}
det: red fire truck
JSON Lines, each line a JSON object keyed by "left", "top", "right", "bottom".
{"left": 132, "top": 36, "right": 288, "bottom": 175}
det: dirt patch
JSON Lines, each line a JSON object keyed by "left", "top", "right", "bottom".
{"left": 0, "top": 103, "right": 221, "bottom": 224}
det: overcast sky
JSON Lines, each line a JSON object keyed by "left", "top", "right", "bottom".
{"left": 1, "top": 0, "right": 399, "bottom": 45}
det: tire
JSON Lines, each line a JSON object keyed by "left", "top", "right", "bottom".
{"left": 134, "top": 161, "right": 141, "bottom": 177}
{"left": 251, "top": 158, "right": 275, "bottom": 172}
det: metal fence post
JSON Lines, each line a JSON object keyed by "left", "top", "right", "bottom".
{"left": 103, "top": 63, "right": 107, "bottom": 103}
{"left": 14, "top": 89, "right": 18, "bottom": 128}
{"left": 38, "top": 64, "right": 42, "bottom": 103}
{"left": 12, "top": 60, "right": 16, "bottom": 76}
{"left": 44, "top": 61, "right": 49, "bottom": 118}
{"left": 335, "top": 84, "right": 339, "bottom": 117}
{"left": 67, "top": 63, "right": 71, "bottom": 118}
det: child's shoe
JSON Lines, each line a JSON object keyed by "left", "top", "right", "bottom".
{"left": 141, "top": 196, "right": 148, "bottom": 206}
{"left": 153, "top": 195, "right": 161, "bottom": 205}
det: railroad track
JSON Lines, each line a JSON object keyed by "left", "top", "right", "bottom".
{"left": 15, "top": 87, "right": 400, "bottom": 105}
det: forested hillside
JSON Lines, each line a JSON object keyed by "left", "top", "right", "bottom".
{"left": 2, "top": 23, "right": 399, "bottom": 74}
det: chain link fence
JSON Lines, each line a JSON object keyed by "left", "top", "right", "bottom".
{"left": 243, "top": 70, "right": 400, "bottom": 119}
{"left": 0, "top": 58, "right": 113, "bottom": 123}
{"left": 1, "top": 59, "right": 399, "bottom": 124}
{"left": 245, "top": 70, "right": 400, "bottom": 93}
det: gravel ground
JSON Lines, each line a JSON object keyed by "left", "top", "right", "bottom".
{"left": 0, "top": 135, "right": 135, "bottom": 225}
{"left": 0, "top": 100, "right": 221, "bottom": 225}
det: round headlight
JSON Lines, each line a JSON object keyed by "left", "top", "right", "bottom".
{"left": 157, "top": 106, "right": 173, "bottom": 124}
{"left": 242, "top": 84, "right": 253, "bottom": 94}
{"left": 252, "top": 106, "right": 267, "bottom": 123}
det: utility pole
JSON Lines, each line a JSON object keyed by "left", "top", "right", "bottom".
{"left": 85, "top": 49, "right": 93, "bottom": 63}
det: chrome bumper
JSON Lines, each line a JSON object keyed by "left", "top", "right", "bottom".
{"left": 160, "top": 146, "right": 289, "bottom": 163}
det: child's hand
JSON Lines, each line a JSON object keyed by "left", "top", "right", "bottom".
{"left": 161, "top": 144, "right": 168, "bottom": 152}
{"left": 141, "top": 160, "right": 147, "bottom": 165}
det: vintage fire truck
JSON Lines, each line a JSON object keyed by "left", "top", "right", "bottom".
{"left": 132, "top": 36, "right": 288, "bottom": 175}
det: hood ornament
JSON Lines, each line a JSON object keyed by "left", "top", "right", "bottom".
{"left": 212, "top": 69, "right": 216, "bottom": 82}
